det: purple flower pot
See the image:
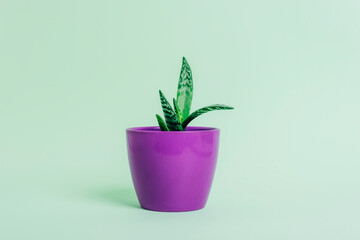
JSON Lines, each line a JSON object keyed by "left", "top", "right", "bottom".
{"left": 126, "top": 126, "right": 220, "bottom": 212}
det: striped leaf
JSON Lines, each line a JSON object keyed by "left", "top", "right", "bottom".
{"left": 156, "top": 114, "right": 169, "bottom": 131}
{"left": 176, "top": 57, "right": 193, "bottom": 120}
{"left": 173, "top": 98, "right": 183, "bottom": 123}
{"left": 159, "top": 90, "right": 183, "bottom": 131}
{"left": 182, "top": 104, "right": 234, "bottom": 129}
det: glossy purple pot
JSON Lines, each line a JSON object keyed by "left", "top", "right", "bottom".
{"left": 126, "top": 126, "right": 220, "bottom": 212}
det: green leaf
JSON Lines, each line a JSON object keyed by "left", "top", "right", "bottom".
{"left": 176, "top": 57, "right": 193, "bottom": 120}
{"left": 182, "top": 104, "right": 234, "bottom": 129}
{"left": 156, "top": 114, "right": 169, "bottom": 131}
{"left": 173, "top": 98, "right": 183, "bottom": 123}
{"left": 159, "top": 90, "right": 183, "bottom": 131}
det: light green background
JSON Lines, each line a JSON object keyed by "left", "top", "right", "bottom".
{"left": 1, "top": 0, "right": 359, "bottom": 239}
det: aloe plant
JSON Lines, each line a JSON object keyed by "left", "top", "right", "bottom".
{"left": 156, "top": 57, "right": 234, "bottom": 131}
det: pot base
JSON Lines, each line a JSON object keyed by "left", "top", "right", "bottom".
{"left": 140, "top": 205, "right": 205, "bottom": 212}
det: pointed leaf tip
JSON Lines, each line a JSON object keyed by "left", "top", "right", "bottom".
{"left": 182, "top": 104, "right": 234, "bottom": 129}
{"left": 159, "top": 91, "right": 183, "bottom": 131}
{"left": 176, "top": 57, "right": 193, "bottom": 120}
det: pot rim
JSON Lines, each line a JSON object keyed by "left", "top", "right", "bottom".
{"left": 126, "top": 126, "right": 219, "bottom": 133}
